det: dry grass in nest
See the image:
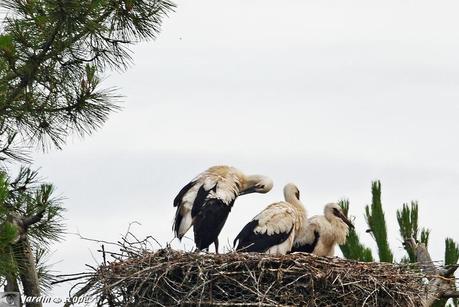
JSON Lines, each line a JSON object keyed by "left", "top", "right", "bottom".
{"left": 78, "top": 247, "right": 427, "bottom": 306}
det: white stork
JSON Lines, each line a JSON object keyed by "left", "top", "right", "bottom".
{"left": 233, "top": 183, "right": 307, "bottom": 255}
{"left": 291, "top": 203, "right": 354, "bottom": 256}
{"left": 173, "top": 165, "right": 273, "bottom": 253}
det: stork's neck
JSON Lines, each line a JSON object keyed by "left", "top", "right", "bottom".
{"left": 240, "top": 174, "right": 270, "bottom": 193}
{"left": 284, "top": 193, "right": 306, "bottom": 215}
{"left": 240, "top": 175, "right": 254, "bottom": 190}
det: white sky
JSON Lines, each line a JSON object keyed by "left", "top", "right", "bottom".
{"left": 28, "top": 0, "right": 459, "bottom": 302}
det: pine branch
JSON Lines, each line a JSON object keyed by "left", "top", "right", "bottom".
{"left": 338, "top": 199, "right": 374, "bottom": 262}
{"left": 445, "top": 238, "right": 459, "bottom": 266}
{"left": 420, "top": 228, "right": 430, "bottom": 247}
{"left": 23, "top": 208, "right": 46, "bottom": 229}
{"left": 0, "top": 0, "right": 175, "bottom": 156}
{"left": 364, "top": 181, "right": 394, "bottom": 263}
{"left": 0, "top": 167, "right": 65, "bottom": 298}
{"left": 397, "top": 201, "right": 422, "bottom": 263}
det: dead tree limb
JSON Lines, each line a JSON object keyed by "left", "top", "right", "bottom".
{"left": 405, "top": 238, "right": 458, "bottom": 307}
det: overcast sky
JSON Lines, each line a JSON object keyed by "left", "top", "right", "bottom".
{"left": 28, "top": 0, "right": 459, "bottom": 301}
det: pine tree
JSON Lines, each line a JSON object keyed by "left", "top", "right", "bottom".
{"left": 434, "top": 238, "right": 459, "bottom": 307}
{"left": 0, "top": 0, "right": 174, "bottom": 153}
{"left": 0, "top": 0, "right": 175, "bottom": 305}
{"left": 364, "top": 181, "right": 394, "bottom": 263}
{"left": 0, "top": 168, "right": 65, "bottom": 305}
{"left": 340, "top": 181, "right": 459, "bottom": 307}
{"left": 396, "top": 201, "right": 431, "bottom": 263}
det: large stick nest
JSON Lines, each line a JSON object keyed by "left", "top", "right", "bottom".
{"left": 80, "top": 247, "right": 428, "bottom": 306}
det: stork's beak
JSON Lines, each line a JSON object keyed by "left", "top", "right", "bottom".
{"left": 337, "top": 212, "right": 354, "bottom": 229}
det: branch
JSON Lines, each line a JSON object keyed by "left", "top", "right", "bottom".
{"left": 441, "top": 291, "right": 459, "bottom": 299}
{"left": 62, "top": 279, "right": 96, "bottom": 307}
{"left": 440, "top": 264, "right": 458, "bottom": 278}
{"left": 23, "top": 208, "right": 46, "bottom": 229}
{"left": 404, "top": 238, "right": 457, "bottom": 307}
{"left": 405, "top": 238, "right": 436, "bottom": 275}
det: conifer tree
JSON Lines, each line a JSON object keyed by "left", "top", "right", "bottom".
{"left": 364, "top": 181, "right": 394, "bottom": 263}
{"left": 340, "top": 181, "right": 459, "bottom": 307}
{"left": 338, "top": 199, "right": 373, "bottom": 262}
{"left": 0, "top": 168, "right": 64, "bottom": 305}
{"left": 396, "top": 201, "right": 430, "bottom": 263}
{"left": 0, "top": 0, "right": 175, "bottom": 305}
{"left": 433, "top": 238, "right": 459, "bottom": 307}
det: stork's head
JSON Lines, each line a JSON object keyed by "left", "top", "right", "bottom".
{"left": 239, "top": 175, "right": 273, "bottom": 195}
{"left": 324, "top": 203, "right": 354, "bottom": 229}
{"left": 283, "top": 183, "right": 300, "bottom": 202}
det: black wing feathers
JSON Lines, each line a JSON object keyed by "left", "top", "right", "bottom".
{"left": 234, "top": 220, "right": 293, "bottom": 253}
{"left": 191, "top": 184, "right": 216, "bottom": 217}
{"left": 173, "top": 181, "right": 197, "bottom": 235}
{"left": 173, "top": 181, "right": 215, "bottom": 235}
{"left": 193, "top": 199, "right": 233, "bottom": 250}
{"left": 173, "top": 180, "right": 196, "bottom": 207}
{"left": 290, "top": 230, "right": 320, "bottom": 253}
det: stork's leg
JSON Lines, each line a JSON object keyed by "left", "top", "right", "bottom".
{"left": 214, "top": 238, "right": 219, "bottom": 254}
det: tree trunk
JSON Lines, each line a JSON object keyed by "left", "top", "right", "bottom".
{"left": 9, "top": 212, "right": 45, "bottom": 307}
{"left": 5, "top": 273, "right": 19, "bottom": 293}
{"left": 405, "top": 239, "right": 458, "bottom": 307}
{"left": 13, "top": 237, "right": 42, "bottom": 307}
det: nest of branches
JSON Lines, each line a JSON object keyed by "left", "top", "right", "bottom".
{"left": 68, "top": 242, "right": 429, "bottom": 307}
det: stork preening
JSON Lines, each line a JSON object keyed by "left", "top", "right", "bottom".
{"left": 291, "top": 203, "right": 354, "bottom": 256}
{"left": 173, "top": 165, "right": 273, "bottom": 253}
{"left": 233, "top": 183, "right": 307, "bottom": 255}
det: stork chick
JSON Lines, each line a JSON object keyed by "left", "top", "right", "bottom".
{"left": 292, "top": 203, "right": 354, "bottom": 256}
{"left": 173, "top": 165, "right": 273, "bottom": 253}
{"left": 233, "top": 183, "right": 307, "bottom": 255}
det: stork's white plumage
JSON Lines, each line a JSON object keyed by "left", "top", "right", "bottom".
{"left": 234, "top": 183, "right": 307, "bottom": 255}
{"left": 292, "top": 203, "right": 354, "bottom": 256}
{"left": 173, "top": 165, "right": 273, "bottom": 252}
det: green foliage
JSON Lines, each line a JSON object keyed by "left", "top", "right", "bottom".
{"left": 0, "top": 0, "right": 175, "bottom": 158}
{"left": 364, "top": 181, "right": 394, "bottom": 263}
{"left": 442, "top": 239, "right": 459, "bottom": 307}
{"left": 0, "top": 171, "right": 9, "bottom": 215}
{"left": 34, "top": 247, "right": 58, "bottom": 294}
{"left": 343, "top": 181, "right": 457, "bottom": 307}
{"left": 0, "top": 167, "right": 65, "bottom": 293}
{"left": 339, "top": 199, "right": 374, "bottom": 262}
{"left": 2, "top": 168, "right": 65, "bottom": 245}
{"left": 0, "top": 173, "right": 17, "bottom": 278}
{"left": 432, "top": 238, "right": 459, "bottom": 307}
{"left": 397, "top": 202, "right": 419, "bottom": 241}
{"left": 0, "top": 0, "right": 175, "bottom": 297}
{"left": 0, "top": 35, "right": 14, "bottom": 51}
{"left": 395, "top": 202, "right": 431, "bottom": 263}
{"left": 420, "top": 228, "right": 430, "bottom": 246}
{"left": 0, "top": 222, "right": 18, "bottom": 276}
{"left": 444, "top": 238, "right": 459, "bottom": 266}
{"left": 0, "top": 222, "right": 17, "bottom": 246}
{"left": 397, "top": 202, "right": 422, "bottom": 262}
